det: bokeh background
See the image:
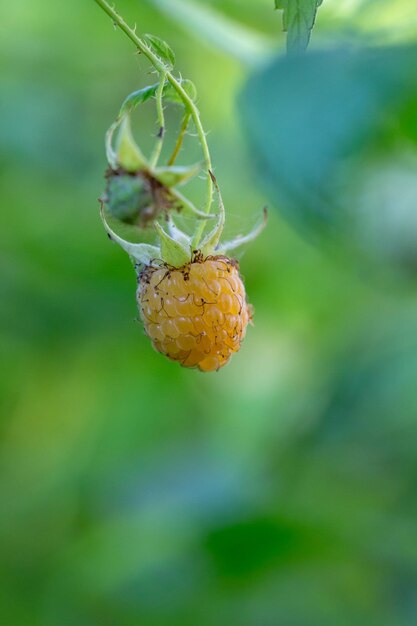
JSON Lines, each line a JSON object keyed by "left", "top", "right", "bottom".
{"left": 2, "top": 1, "right": 417, "bottom": 624}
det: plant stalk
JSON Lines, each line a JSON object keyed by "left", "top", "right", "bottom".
{"left": 168, "top": 111, "right": 191, "bottom": 166}
{"left": 93, "top": 0, "right": 213, "bottom": 246}
{"left": 149, "top": 73, "right": 166, "bottom": 168}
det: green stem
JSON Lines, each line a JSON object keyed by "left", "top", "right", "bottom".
{"left": 168, "top": 111, "right": 191, "bottom": 166}
{"left": 149, "top": 73, "right": 166, "bottom": 168}
{"left": 93, "top": 0, "right": 214, "bottom": 245}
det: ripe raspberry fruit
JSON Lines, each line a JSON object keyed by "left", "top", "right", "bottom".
{"left": 99, "top": 28, "right": 267, "bottom": 372}
{"left": 138, "top": 256, "right": 252, "bottom": 371}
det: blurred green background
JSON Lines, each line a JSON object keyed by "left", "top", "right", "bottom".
{"left": 1, "top": 1, "right": 417, "bottom": 624}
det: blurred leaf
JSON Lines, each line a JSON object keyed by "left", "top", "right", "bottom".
{"left": 309, "top": 312, "right": 417, "bottom": 457}
{"left": 240, "top": 45, "right": 417, "bottom": 273}
{"left": 275, "top": 0, "right": 323, "bottom": 52}
{"left": 204, "top": 515, "right": 311, "bottom": 578}
{"left": 144, "top": 33, "right": 176, "bottom": 68}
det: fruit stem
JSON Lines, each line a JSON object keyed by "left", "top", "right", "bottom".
{"left": 93, "top": 0, "right": 214, "bottom": 242}
{"left": 149, "top": 72, "right": 166, "bottom": 168}
{"left": 168, "top": 111, "right": 191, "bottom": 166}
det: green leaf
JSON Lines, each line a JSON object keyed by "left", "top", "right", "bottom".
{"left": 119, "top": 84, "right": 159, "bottom": 117}
{"left": 144, "top": 34, "right": 176, "bottom": 68}
{"left": 163, "top": 79, "right": 197, "bottom": 105}
{"left": 116, "top": 81, "right": 196, "bottom": 131}
{"left": 275, "top": 0, "right": 323, "bottom": 53}
{"left": 117, "top": 81, "right": 196, "bottom": 121}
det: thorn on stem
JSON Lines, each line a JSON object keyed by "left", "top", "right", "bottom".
{"left": 208, "top": 169, "right": 217, "bottom": 184}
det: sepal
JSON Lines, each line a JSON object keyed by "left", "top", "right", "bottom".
{"left": 154, "top": 221, "right": 191, "bottom": 267}
{"left": 116, "top": 116, "right": 148, "bottom": 172}
{"left": 167, "top": 216, "right": 191, "bottom": 248}
{"left": 101, "top": 206, "right": 160, "bottom": 264}
{"left": 199, "top": 172, "right": 225, "bottom": 255}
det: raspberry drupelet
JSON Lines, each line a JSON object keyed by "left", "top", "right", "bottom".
{"left": 138, "top": 256, "right": 252, "bottom": 371}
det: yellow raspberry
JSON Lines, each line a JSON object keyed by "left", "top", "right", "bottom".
{"left": 137, "top": 256, "right": 252, "bottom": 372}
